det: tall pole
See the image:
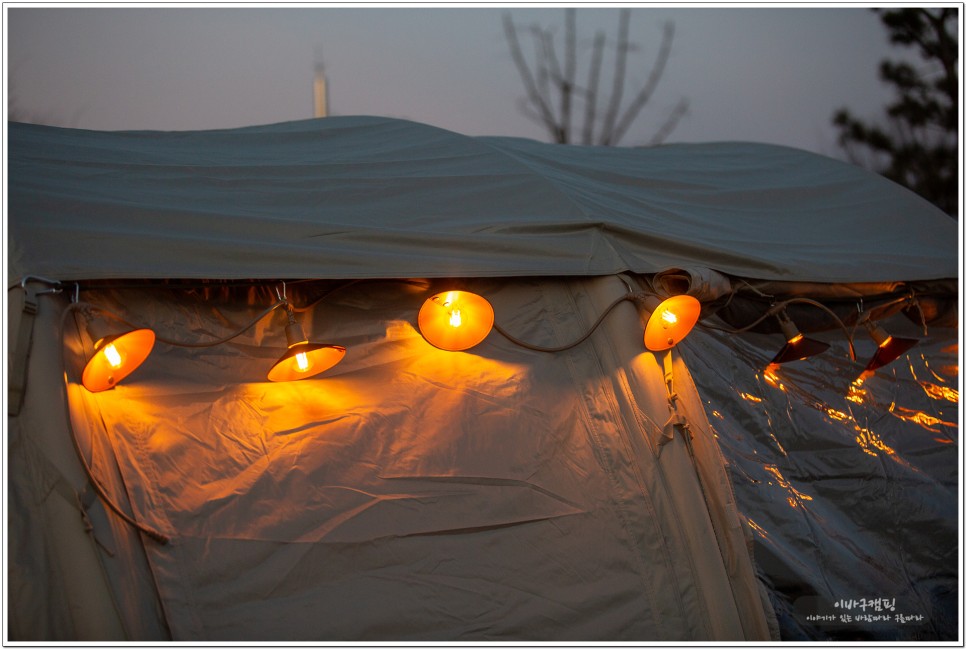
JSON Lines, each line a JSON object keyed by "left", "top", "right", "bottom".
{"left": 313, "top": 59, "right": 328, "bottom": 118}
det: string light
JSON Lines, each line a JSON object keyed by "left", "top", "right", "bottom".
{"left": 267, "top": 306, "right": 346, "bottom": 381}
{"left": 48, "top": 279, "right": 939, "bottom": 391}
{"left": 81, "top": 311, "right": 155, "bottom": 393}
{"left": 768, "top": 310, "right": 830, "bottom": 364}
{"left": 418, "top": 290, "right": 494, "bottom": 351}
{"left": 642, "top": 294, "right": 701, "bottom": 351}
{"left": 863, "top": 321, "right": 917, "bottom": 374}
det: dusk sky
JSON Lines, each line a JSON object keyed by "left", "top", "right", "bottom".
{"left": 6, "top": 5, "right": 919, "bottom": 156}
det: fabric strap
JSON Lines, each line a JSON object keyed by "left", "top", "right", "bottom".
{"left": 9, "top": 286, "right": 40, "bottom": 417}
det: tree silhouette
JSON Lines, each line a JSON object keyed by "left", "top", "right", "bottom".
{"left": 503, "top": 9, "right": 688, "bottom": 146}
{"left": 833, "top": 8, "right": 958, "bottom": 217}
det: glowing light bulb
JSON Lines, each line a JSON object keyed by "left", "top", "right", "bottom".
{"left": 295, "top": 351, "right": 311, "bottom": 372}
{"left": 103, "top": 343, "right": 123, "bottom": 368}
{"left": 880, "top": 335, "right": 894, "bottom": 349}
{"left": 82, "top": 325, "right": 155, "bottom": 393}
{"left": 419, "top": 290, "right": 494, "bottom": 351}
{"left": 642, "top": 295, "right": 701, "bottom": 352}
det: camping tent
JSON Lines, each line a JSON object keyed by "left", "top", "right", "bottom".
{"left": 6, "top": 116, "right": 959, "bottom": 641}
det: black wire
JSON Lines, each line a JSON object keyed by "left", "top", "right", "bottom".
{"left": 59, "top": 302, "right": 170, "bottom": 544}
{"left": 88, "top": 300, "right": 287, "bottom": 348}
{"left": 493, "top": 293, "right": 634, "bottom": 353}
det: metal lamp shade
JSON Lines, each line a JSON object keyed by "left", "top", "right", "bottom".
{"left": 418, "top": 290, "right": 494, "bottom": 351}
{"left": 769, "top": 312, "right": 829, "bottom": 364}
{"left": 864, "top": 323, "right": 917, "bottom": 373}
{"left": 642, "top": 294, "right": 701, "bottom": 351}
{"left": 267, "top": 342, "right": 346, "bottom": 382}
{"left": 82, "top": 318, "right": 156, "bottom": 392}
{"left": 267, "top": 318, "right": 345, "bottom": 382}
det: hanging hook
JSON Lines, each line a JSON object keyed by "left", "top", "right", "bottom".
{"left": 20, "top": 275, "right": 63, "bottom": 296}
{"left": 275, "top": 281, "right": 288, "bottom": 305}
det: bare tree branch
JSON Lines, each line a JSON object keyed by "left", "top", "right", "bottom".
{"left": 600, "top": 9, "right": 632, "bottom": 145}
{"left": 531, "top": 27, "right": 552, "bottom": 118}
{"left": 504, "top": 9, "right": 687, "bottom": 147}
{"left": 503, "top": 13, "right": 560, "bottom": 141}
{"left": 647, "top": 98, "right": 689, "bottom": 146}
{"left": 580, "top": 31, "right": 606, "bottom": 145}
{"left": 560, "top": 9, "right": 577, "bottom": 144}
{"left": 611, "top": 21, "right": 677, "bottom": 145}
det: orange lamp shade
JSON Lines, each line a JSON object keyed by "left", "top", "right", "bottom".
{"left": 418, "top": 290, "right": 494, "bottom": 351}
{"left": 267, "top": 316, "right": 345, "bottom": 382}
{"left": 770, "top": 311, "right": 829, "bottom": 364}
{"left": 643, "top": 294, "right": 700, "bottom": 351}
{"left": 267, "top": 342, "right": 346, "bottom": 382}
{"left": 864, "top": 323, "right": 917, "bottom": 373}
{"left": 82, "top": 326, "right": 156, "bottom": 392}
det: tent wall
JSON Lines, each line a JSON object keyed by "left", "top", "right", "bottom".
{"left": 7, "top": 290, "right": 168, "bottom": 640}
{"left": 7, "top": 116, "right": 957, "bottom": 642}
{"left": 681, "top": 318, "right": 959, "bottom": 640}
{"left": 11, "top": 276, "right": 775, "bottom": 641}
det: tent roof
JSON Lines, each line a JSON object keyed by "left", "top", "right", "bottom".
{"left": 8, "top": 115, "right": 957, "bottom": 284}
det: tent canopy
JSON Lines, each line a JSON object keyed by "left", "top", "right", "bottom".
{"left": 7, "top": 117, "right": 958, "bottom": 642}
{"left": 8, "top": 116, "right": 957, "bottom": 285}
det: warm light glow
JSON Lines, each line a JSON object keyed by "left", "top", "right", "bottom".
{"left": 643, "top": 295, "right": 700, "bottom": 351}
{"left": 418, "top": 290, "right": 494, "bottom": 351}
{"left": 854, "top": 426, "right": 899, "bottom": 459}
{"left": 268, "top": 343, "right": 345, "bottom": 382}
{"left": 295, "top": 351, "right": 310, "bottom": 372}
{"left": 103, "top": 343, "right": 123, "bottom": 368}
{"left": 824, "top": 407, "right": 850, "bottom": 422}
{"left": 763, "top": 464, "right": 812, "bottom": 509}
{"left": 82, "top": 328, "right": 156, "bottom": 393}
{"left": 863, "top": 323, "right": 917, "bottom": 374}
{"left": 846, "top": 382, "right": 867, "bottom": 404}
{"left": 769, "top": 310, "right": 830, "bottom": 365}
{"left": 267, "top": 311, "right": 346, "bottom": 382}
{"left": 918, "top": 381, "right": 959, "bottom": 404}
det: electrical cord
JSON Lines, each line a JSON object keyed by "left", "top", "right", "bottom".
{"left": 88, "top": 300, "right": 287, "bottom": 348}
{"left": 493, "top": 293, "right": 638, "bottom": 353}
{"left": 58, "top": 295, "right": 295, "bottom": 544}
{"left": 59, "top": 301, "right": 170, "bottom": 544}
{"left": 698, "top": 296, "right": 857, "bottom": 361}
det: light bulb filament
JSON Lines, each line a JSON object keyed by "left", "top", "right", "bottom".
{"left": 661, "top": 310, "right": 678, "bottom": 325}
{"left": 449, "top": 309, "right": 462, "bottom": 328}
{"left": 295, "top": 351, "right": 310, "bottom": 372}
{"left": 104, "top": 343, "right": 123, "bottom": 368}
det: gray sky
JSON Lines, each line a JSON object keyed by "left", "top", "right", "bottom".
{"left": 6, "top": 5, "right": 910, "bottom": 155}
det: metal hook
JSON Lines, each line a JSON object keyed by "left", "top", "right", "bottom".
{"left": 20, "top": 275, "right": 63, "bottom": 295}
{"left": 275, "top": 281, "right": 287, "bottom": 304}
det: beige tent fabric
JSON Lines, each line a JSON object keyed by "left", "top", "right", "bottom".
{"left": 10, "top": 116, "right": 952, "bottom": 642}
{"left": 8, "top": 117, "right": 958, "bottom": 285}
{"left": 7, "top": 290, "right": 171, "bottom": 641}
{"left": 38, "top": 276, "right": 774, "bottom": 641}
